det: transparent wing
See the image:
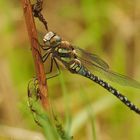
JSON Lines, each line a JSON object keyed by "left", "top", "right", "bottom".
{"left": 78, "top": 54, "right": 140, "bottom": 89}
{"left": 75, "top": 47, "right": 109, "bottom": 69}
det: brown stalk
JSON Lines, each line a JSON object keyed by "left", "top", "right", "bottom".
{"left": 21, "top": 0, "right": 49, "bottom": 110}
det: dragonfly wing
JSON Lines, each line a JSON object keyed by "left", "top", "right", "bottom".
{"left": 105, "top": 71, "right": 140, "bottom": 89}
{"left": 75, "top": 47, "right": 109, "bottom": 69}
{"left": 79, "top": 57, "right": 140, "bottom": 89}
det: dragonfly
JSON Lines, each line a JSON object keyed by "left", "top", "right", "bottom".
{"left": 37, "top": 31, "right": 140, "bottom": 115}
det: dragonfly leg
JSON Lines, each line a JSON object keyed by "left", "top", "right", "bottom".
{"left": 46, "top": 57, "right": 61, "bottom": 79}
{"left": 42, "top": 52, "right": 51, "bottom": 63}
{"left": 53, "top": 58, "right": 61, "bottom": 75}
{"left": 48, "top": 55, "right": 53, "bottom": 73}
{"left": 32, "top": 49, "right": 59, "bottom": 79}
{"left": 33, "top": 37, "right": 50, "bottom": 50}
{"left": 33, "top": 49, "right": 60, "bottom": 79}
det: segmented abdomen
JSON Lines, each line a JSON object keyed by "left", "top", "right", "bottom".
{"left": 78, "top": 66, "right": 140, "bottom": 114}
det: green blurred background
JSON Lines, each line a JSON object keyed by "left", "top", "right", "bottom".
{"left": 0, "top": 0, "right": 140, "bottom": 139}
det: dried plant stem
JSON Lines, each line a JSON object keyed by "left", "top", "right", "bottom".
{"left": 21, "top": 0, "right": 49, "bottom": 110}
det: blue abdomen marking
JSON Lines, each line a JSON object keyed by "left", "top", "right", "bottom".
{"left": 78, "top": 66, "right": 140, "bottom": 114}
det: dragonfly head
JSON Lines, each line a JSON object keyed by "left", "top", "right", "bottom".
{"left": 43, "top": 31, "right": 61, "bottom": 47}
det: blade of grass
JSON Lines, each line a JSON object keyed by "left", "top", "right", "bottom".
{"left": 70, "top": 95, "right": 117, "bottom": 135}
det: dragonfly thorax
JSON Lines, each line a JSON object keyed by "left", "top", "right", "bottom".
{"left": 55, "top": 41, "right": 77, "bottom": 60}
{"left": 43, "top": 31, "right": 61, "bottom": 47}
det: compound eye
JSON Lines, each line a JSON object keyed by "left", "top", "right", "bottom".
{"left": 50, "top": 35, "right": 61, "bottom": 47}
{"left": 54, "top": 35, "right": 61, "bottom": 43}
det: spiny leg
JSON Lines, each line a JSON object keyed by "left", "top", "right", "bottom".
{"left": 37, "top": 50, "right": 60, "bottom": 79}
{"left": 53, "top": 58, "right": 60, "bottom": 73}
{"left": 48, "top": 55, "right": 54, "bottom": 73}
{"left": 40, "top": 51, "right": 60, "bottom": 79}
{"left": 31, "top": 40, "right": 51, "bottom": 64}
{"left": 42, "top": 52, "right": 51, "bottom": 63}
{"left": 46, "top": 57, "right": 61, "bottom": 79}
{"left": 52, "top": 58, "right": 61, "bottom": 77}
{"left": 32, "top": 44, "right": 60, "bottom": 79}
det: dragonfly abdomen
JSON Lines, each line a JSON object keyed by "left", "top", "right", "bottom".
{"left": 78, "top": 66, "right": 140, "bottom": 114}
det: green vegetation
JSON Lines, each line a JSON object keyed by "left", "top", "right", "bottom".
{"left": 0, "top": 0, "right": 140, "bottom": 140}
